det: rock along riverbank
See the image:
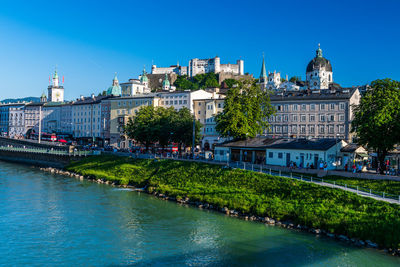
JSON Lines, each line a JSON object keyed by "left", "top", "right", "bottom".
{"left": 38, "top": 166, "right": 400, "bottom": 257}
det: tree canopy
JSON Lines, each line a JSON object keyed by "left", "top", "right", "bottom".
{"left": 289, "top": 76, "right": 302, "bottom": 83}
{"left": 351, "top": 78, "right": 400, "bottom": 173}
{"left": 174, "top": 73, "right": 219, "bottom": 90}
{"left": 215, "top": 79, "right": 275, "bottom": 140}
{"left": 125, "top": 106, "right": 202, "bottom": 151}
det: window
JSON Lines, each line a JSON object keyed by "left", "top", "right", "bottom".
{"left": 329, "top": 115, "right": 335, "bottom": 122}
{"left": 292, "top": 125, "right": 297, "bottom": 133}
{"left": 284, "top": 104, "right": 288, "bottom": 111}
{"left": 339, "top": 125, "right": 345, "bottom": 133}
{"left": 319, "top": 125, "right": 325, "bottom": 134}
{"left": 300, "top": 125, "right": 306, "bottom": 134}
{"left": 309, "top": 125, "right": 315, "bottom": 134}
{"left": 328, "top": 125, "right": 334, "bottom": 134}
{"left": 269, "top": 152, "right": 273, "bottom": 158}
{"left": 278, "top": 152, "right": 283, "bottom": 159}
{"left": 283, "top": 115, "right": 288, "bottom": 122}
{"left": 198, "top": 111, "right": 201, "bottom": 114}
{"left": 330, "top": 103, "right": 335, "bottom": 110}
{"left": 309, "top": 115, "right": 315, "bottom": 122}
{"left": 292, "top": 115, "right": 298, "bottom": 122}
{"left": 300, "top": 115, "right": 306, "bottom": 122}
{"left": 198, "top": 102, "right": 201, "bottom": 106}
{"left": 339, "top": 102, "right": 345, "bottom": 110}
{"left": 277, "top": 105, "right": 282, "bottom": 111}
{"left": 339, "top": 114, "right": 345, "bottom": 121}
{"left": 218, "top": 103, "right": 222, "bottom": 108}
{"left": 183, "top": 100, "right": 187, "bottom": 104}
{"left": 301, "top": 104, "right": 306, "bottom": 111}
{"left": 319, "top": 114, "right": 325, "bottom": 122}
{"left": 276, "top": 126, "right": 282, "bottom": 133}
{"left": 320, "top": 104, "right": 325, "bottom": 110}
{"left": 283, "top": 125, "right": 288, "bottom": 133}
{"left": 179, "top": 100, "right": 182, "bottom": 104}
{"left": 292, "top": 104, "right": 298, "bottom": 111}
{"left": 276, "top": 115, "right": 282, "bottom": 122}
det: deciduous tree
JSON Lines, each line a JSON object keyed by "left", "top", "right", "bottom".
{"left": 215, "top": 79, "right": 275, "bottom": 140}
{"left": 351, "top": 78, "right": 400, "bottom": 173}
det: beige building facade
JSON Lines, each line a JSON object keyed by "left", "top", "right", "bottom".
{"left": 193, "top": 96, "right": 226, "bottom": 150}
{"left": 266, "top": 88, "right": 361, "bottom": 142}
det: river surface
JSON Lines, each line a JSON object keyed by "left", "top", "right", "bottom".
{"left": 0, "top": 161, "right": 399, "bottom": 266}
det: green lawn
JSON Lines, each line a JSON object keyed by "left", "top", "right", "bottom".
{"left": 67, "top": 155, "right": 400, "bottom": 249}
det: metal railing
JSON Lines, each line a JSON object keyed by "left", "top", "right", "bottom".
{"left": 0, "top": 145, "right": 91, "bottom": 157}
{"left": 117, "top": 152, "right": 400, "bottom": 205}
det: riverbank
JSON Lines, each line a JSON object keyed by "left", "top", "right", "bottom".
{"left": 61, "top": 155, "right": 400, "bottom": 256}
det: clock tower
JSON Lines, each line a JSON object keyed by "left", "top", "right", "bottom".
{"left": 48, "top": 68, "right": 64, "bottom": 102}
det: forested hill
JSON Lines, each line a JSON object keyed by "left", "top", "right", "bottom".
{"left": 0, "top": 97, "right": 40, "bottom": 104}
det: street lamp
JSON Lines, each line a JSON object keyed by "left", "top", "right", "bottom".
{"left": 335, "top": 133, "right": 339, "bottom": 170}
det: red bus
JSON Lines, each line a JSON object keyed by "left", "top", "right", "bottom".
{"left": 31, "top": 133, "right": 57, "bottom": 142}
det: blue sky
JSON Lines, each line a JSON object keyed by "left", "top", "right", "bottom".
{"left": 0, "top": 0, "right": 399, "bottom": 100}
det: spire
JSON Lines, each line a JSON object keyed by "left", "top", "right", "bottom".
{"left": 162, "top": 73, "right": 170, "bottom": 89}
{"left": 53, "top": 66, "right": 58, "bottom": 79}
{"left": 113, "top": 72, "right": 119, "bottom": 86}
{"left": 316, "top": 43, "right": 323, "bottom": 58}
{"left": 260, "top": 53, "right": 267, "bottom": 81}
{"left": 140, "top": 66, "right": 148, "bottom": 84}
{"left": 52, "top": 66, "right": 59, "bottom": 87}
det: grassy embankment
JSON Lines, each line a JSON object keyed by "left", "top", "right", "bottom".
{"left": 66, "top": 155, "right": 400, "bottom": 250}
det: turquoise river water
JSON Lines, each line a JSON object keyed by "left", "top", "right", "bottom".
{"left": 0, "top": 161, "right": 399, "bottom": 266}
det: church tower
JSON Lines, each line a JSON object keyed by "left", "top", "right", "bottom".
{"left": 48, "top": 68, "right": 64, "bottom": 102}
{"left": 259, "top": 54, "right": 267, "bottom": 90}
{"left": 306, "top": 44, "right": 333, "bottom": 90}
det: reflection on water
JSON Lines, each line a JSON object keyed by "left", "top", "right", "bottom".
{"left": 0, "top": 161, "right": 398, "bottom": 266}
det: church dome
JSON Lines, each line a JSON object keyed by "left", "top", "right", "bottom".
{"left": 140, "top": 66, "right": 148, "bottom": 83}
{"left": 107, "top": 73, "right": 122, "bottom": 96}
{"left": 162, "top": 73, "right": 170, "bottom": 88}
{"left": 306, "top": 45, "right": 332, "bottom": 73}
{"left": 107, "top": 85, "right": 121, "bottom": 96}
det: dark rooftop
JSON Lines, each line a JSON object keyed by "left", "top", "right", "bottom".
{"left": 219, "top": 137, "right": 341, "bottom": 151}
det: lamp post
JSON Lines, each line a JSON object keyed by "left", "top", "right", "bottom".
{"left": 335, "top": 133, "right": 339, "bottom": 170}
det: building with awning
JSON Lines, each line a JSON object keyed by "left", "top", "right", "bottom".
{"left": 339, "top": 143, "right": 369, "bottom": 169}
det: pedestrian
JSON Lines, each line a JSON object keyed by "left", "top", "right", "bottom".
{"left": 306, "top": 163, "right": 310, "bottom": 170}
{"left": 344, "top": 163, "right": 348, "bottom": 172}
{"left": 323, "top": 162, "right": 327, "bottom": 171}
{"left": 352, "top": 164, "right": 356, "bottom": 173}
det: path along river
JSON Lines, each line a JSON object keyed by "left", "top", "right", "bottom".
{"left": 0, "top": 161, "right": 399, "bottom": 266}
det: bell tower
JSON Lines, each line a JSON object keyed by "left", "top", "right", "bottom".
{"left": 48, "top": 67, "right": 64, "bottom": 102}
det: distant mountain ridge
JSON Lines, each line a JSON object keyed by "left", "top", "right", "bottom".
{"left": 0, "top": 97, "right": 40, "bottom": 104}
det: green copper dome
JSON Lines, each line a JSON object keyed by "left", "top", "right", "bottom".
{"left": 107, "top": 73, "right": 122, "bottom": 96}
{"left": 162, "top": 73, "right": 170, "bottom": 88}
{"left": 140, "top": 66, "right": 148, "bottom": 83}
